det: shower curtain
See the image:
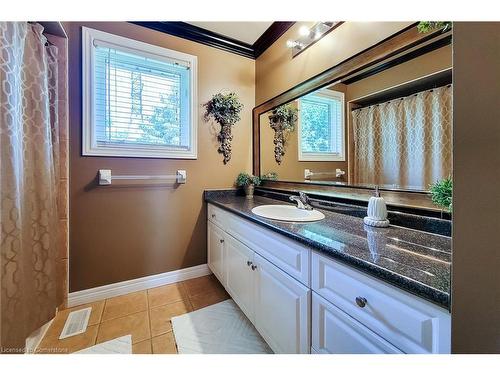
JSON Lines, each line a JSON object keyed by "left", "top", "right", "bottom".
{"left": 0, "top": 22, "right": 62, "bottom": 352}
{"left": 352, "top": 85, "right": 452, "bottom": 190}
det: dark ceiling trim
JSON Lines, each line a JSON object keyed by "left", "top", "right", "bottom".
{"left": 253, "top": 22, "right": 295, "bottom": 58}
{"left": 130, "top": 21, "right": 295, "bottom": 59}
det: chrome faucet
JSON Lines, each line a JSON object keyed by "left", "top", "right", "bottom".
{"left": 289, "top": 191, "right": 313, "bottom": 210}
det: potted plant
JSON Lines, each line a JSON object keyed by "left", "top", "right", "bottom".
{"left": 429, "top": 177, "right": 453, "bottom": 212}
{"left": 268, "top": 103, "right": 298, "bottom": 164}
{"left": 204, "top": 92, "right": 243, "bottom": 164}
{"left": 236, "top": 172, "right": 261, "bottom": 199}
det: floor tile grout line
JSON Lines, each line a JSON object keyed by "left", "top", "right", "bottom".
{"left": 147, "top": 303, "right": 153, "bottom": 344}
{"left": 94, "top": 299, "right": 107, "bottom": 344}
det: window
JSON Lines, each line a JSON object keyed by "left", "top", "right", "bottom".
{"left": 298, "top": 90, "right": 345, "bottom": 161}
{"left": 82, "top": 27, "right": 197, "bottom": 158}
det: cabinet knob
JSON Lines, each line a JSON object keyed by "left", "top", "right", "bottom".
{"left": 355, "top": 296, "right": 367, "bottom": 308}
{"left": 211, "top": 214, "right": 216, "bottom": 218}
{"left": 251, "top": 265, "right": 257, "bottom": 271}
{"left": 219, "top": 239, "right": 224, "bottom": 243}
{"left": 247, "top": 260, "right": 253, "bottom": 266}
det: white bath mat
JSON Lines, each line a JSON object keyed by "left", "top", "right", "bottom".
{"left": 75, "top": 335, "right": 132, "bottom": 354}
{"left": 171, "top": 299, "right": 272, "bottom": 354}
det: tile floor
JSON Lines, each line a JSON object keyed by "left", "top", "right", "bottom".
{"left": 36, "top": 274, "right": 230, "bottom": 354}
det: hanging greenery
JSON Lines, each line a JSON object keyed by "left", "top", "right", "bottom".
{"left": 268, "top": 103, "right": 298, "bottom": 165}
{"left": 204, "top": 92, "right": 243, "bottom": 164}
{"left": 429, "top": 177, "right": 453, "bottom": 212}
{"left": 417, "top": 22, "right": 452, "bottom": 34}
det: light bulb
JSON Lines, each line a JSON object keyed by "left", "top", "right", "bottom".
{"left": 299, "top": 25, "right": 310, "bottom": 36}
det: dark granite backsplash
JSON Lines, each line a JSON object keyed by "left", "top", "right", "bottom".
{"left": 204, "top": 189, "right": 451, "bottom": 309}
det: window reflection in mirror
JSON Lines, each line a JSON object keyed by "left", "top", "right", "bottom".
{"left": 259, "top": 43, "right": 452, "bottom": 192}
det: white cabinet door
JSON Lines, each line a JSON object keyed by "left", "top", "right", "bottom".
{"left": 207, "top": 221, "right": 225, "bottom": 285}
{"left": 225, "top": 235, "right": 255, "bottom": 323}
{"left": 312, "top": 292, "right": 402, "bottom": 354}
{"left": 253, "top": 253, "right": 310, "bottom": 354}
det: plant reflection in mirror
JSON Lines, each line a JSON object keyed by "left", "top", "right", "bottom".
{"left": 268, "top": 103, "right": 298, "bottom": 164}
{"left": 261, "top": 171, "right": 278, "bottom": 181}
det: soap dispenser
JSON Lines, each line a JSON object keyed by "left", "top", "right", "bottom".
{"left": 363, "top": 186, "right": 390, "bottom": 227}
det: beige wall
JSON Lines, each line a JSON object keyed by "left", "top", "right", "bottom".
{"left": 65, "top": 22, "right": 255, "bottom": 292}
{"left": 452, "top": 22, "right": 500, "bottom": 353}
{"left": 255, "top": 22, "right": 413, "bottom": 105}
{"left": 346, "top": 44, "right": 452, "bottom": 101}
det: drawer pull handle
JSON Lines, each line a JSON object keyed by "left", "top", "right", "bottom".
{"left": 251, "top": 265, "right": 257, "bottom": 271}
{"left": 247, "top": 261, "right": 253, "bottom": 266}
{"left": 355, "top": 297, "right": 367, "bottom": 308}
{"left": 219, "top": 239, "right": 224, "bottom": 244}
{"left": 211, "top": 214, "right": 216, "bottom": 218}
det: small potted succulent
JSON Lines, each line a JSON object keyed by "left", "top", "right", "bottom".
{"left": 236, "top": 172, "right": 261, "bottom": 199}
{"left": 429, "top": 177, "right": 453, "bottom": 213}
{"left": 204, "top": 92, "right": 244, "bottom": 164}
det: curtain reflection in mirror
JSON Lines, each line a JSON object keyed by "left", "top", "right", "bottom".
{"left": 352, "top": 85, "right": 452, "bottom": 190}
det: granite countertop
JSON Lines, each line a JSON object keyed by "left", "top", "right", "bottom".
{"left": 204, "top": 190, "right": 451, "bottom": 310}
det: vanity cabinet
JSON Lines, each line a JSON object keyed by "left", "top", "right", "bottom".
{"left": 207, "top": 210, "right": 310, "bottom": 354}
{"left": 207, "top": 203, "right": 451, "bottom": 354}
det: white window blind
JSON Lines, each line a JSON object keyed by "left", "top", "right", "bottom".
{"left": 82, "top": 27, "right": 197, "bottom": 158}
{"left": 298, "top": 90, "right": 345, "bottom": 161}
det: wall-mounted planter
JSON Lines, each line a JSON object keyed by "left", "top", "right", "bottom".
{"left": 204, "top": 92, "right": 243, "bottom": 164}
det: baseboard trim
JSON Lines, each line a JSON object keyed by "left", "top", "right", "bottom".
{"left": 25, "top": 318, "right": 53, "bottom": 354}
{"left": 67, "top": 264, "right": 211, "bottom": 307}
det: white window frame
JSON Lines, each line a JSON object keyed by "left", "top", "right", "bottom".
{"left": 82, "top": 27, "right": 198, "bottom": 159}
{"left": 297, "top": 90, "right": 345, "bottom": 162}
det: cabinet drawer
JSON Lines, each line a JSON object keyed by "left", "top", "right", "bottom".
{"left": 312, "top": 292, "right": 402, "bottom": 354}
{"left": 207, "top": 204, "right": 229, "bottom": 229}
{"left": 226, "top": 213, "right": 310, "bottom": 286}
{"left": 312, "top": 252, "right": 450, "bottom": 354}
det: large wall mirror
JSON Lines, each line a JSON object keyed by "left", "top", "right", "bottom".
{"left": 255, "top": 24, "right": 452, "bottom": 194}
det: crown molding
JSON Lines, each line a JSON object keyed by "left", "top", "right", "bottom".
{"left": 130, "top": 21, "right": 295, "bottom": 59}
{"left": 253, "top": 22, "right": 295, "bottom": 57}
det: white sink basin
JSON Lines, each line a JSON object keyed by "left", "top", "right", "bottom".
{"left": 251, "top": 205, "right": 325, "bottom": 222}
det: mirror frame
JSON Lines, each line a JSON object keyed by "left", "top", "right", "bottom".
{"left": 252, "top": 23, "right": 452, "bottom": 192}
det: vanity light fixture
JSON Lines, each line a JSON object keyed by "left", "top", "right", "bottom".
{"left": 299, "top": 25, "right": 310, "bottom": 36}
{"left": 286, "top": 21, "right": 344, "bottom": 58}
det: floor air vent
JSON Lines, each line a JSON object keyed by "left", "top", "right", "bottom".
{"left": 59, "top": 307, "right": 92, "bottom": 339}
